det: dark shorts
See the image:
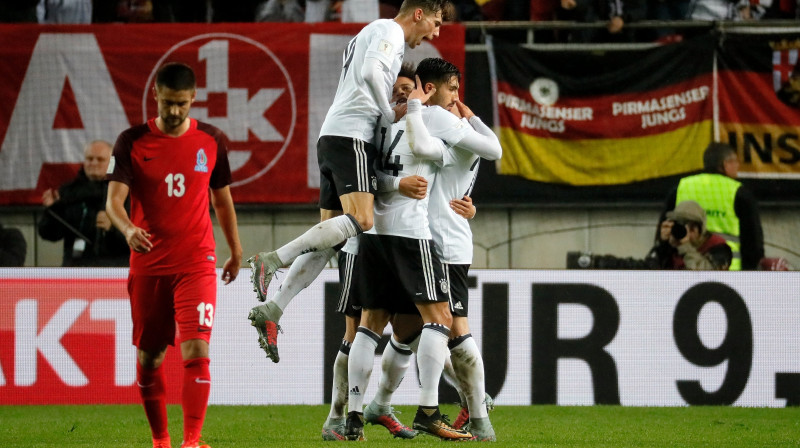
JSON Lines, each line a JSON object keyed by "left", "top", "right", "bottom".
{"left": 318, "top": 135, "right": 378, "bottom": 211}
{"left": 337, "top": 250, "right": 362, "bottom": 318}
{"left": 128, "top": 269, "right": 217, "bottom": 350}
{"left": 443, "top": 263, "right": 470, "bottom": 317}
{"left": 353, "top": 233, "right": 449, "bottom": 315}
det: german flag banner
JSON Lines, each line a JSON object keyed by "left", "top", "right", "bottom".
{"left": 717, "top": 32, "right": 800, "bottom": 180}
{"left": 489, "top": 36, "right": 716, "bottom": 186}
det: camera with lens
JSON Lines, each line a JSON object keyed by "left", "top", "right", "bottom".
{"left": 670, "top": 221, "right": 687, "bottom": 240}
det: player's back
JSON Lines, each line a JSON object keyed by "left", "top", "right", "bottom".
{"left": 319, "top": 19, "right": 405, "bottom": 143}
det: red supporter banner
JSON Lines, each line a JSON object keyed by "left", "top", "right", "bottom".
{"left": 0, "top": 23, "right": 464, "bottom": 205}
{"left": 0, "top": 272, "right": 184, "bottom": 404}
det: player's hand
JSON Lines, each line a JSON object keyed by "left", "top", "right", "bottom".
{"left": 454, "top": 100, "right": 475, "bottom": 121}
{"left": 451, "top": 195, "right": 476, "bottom": 219}
{"left": 221, "top": 256, "right": 240, "bottom": 285}
{"left": 409, "top": 75, "right": 436, "bottom": 105}
{"left": 392, "top": 102, "right": 408, "bottom": 122}
{"left": 42, "top": 188, "right": 59, "bottom": 207}
{"left": 561, "top": 0, "right": 577, "bottom": 9}
{"left": 399, "top": 175, "right": 428, "bottom": 199}
{"left": 96, "top": 211, "right": 112, "bottom": 231}
{"left": 124, "top": 225, "right": 153, "bottom": 253}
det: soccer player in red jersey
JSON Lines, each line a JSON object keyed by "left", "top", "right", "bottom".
{"left": 106, "top": 62, "right": 242, "bottom": 448}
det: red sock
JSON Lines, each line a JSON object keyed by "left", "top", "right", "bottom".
{"left": 182, "top": 357, "right": 211, "bottom": 444}
{"left": 137, "top": 363, "right": 169, "bottom": 441}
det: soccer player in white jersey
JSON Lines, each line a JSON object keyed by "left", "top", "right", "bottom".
{"left": 321, "top": 65, "right": 423, "bottom": 441}
{"left": 358, "top": 57, "right": 502, "bottom": 441}
{"left": 247, "top": 0, "right": 447, "bottom": 362}
{"left": 407, "top": 57, "right": 501, "bottom": 442}
{"left": 344, "top": 56, "right": 502, "bottom": 442}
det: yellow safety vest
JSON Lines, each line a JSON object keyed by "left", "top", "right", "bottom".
{"left": 676, "top": 173, "right": 742, "bottom": 270}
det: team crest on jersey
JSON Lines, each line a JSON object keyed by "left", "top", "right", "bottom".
{"left": 439, "top": 279, "right": 449, "bottom": 294}
{"left": 371, "top": 175, "right": 377, "bottom": 191}
{"left": 195, "top": 148, "right": 209, "bottom": 173}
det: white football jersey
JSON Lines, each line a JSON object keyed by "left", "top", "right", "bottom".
{"left": 372, "top": 106, "right": 471, "bottom": 239}
{"left": 319, "top": 19, "right": 405, "bottom": 143}
{"left": 428, "top": 140, "right": 480, "bottom": 264}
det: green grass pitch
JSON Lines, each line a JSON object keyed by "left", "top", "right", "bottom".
{"left": 2, "top": 404, "right": 799, "bottom": 447}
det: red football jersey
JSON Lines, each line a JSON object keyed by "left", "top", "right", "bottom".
{"left": 109, "top": 118, "right": 232, "bottom": 275}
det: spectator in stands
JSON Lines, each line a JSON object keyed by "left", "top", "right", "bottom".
{"left": 256, "top": 0, "right": 305, "bottom": 21}
{"left": 306, "top": 0, "right": 379, "bottom": 22}
{"left": 147, "top": 0, "right": 209, "bottom": 22}
{"left": 536, "top": 0, "right": 643, "bottom": 43}
{"left": 687, "top": 0, "right": 773, "bottom": 20}
{"left": 37, "top": 0, "right": 92, "bottom": 23}
{"left": 0, "top": 222, "right": 27, "bottom": 267}
{"left": 0, "top": 0, "right": 38, "bottom": 22}
{"left": 647, "top": 0, "right": 689, "bottom": 42}
{"left": 211, "top": 0, "right": 259, "bottom": 21}
{"left": 663, "top": 142, "right": 764, "bottom": 270}
{"left": 38, "top": 140, "right": 130, "bottom": 267}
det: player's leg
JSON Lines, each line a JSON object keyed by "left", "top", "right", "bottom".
{"left": 322, "top": 247, "right": 360, "bottom": 440}
{"left": 363, "top": 315, "right": 419, "bottom": 439}
{"left": 444, "top": 263, "right": 495, "bottom": 440}
{"left": 248, "top": 233, "right": 339, "bottom": 362}
{"left": 174, "top": 270, "right": 217, "bottom": 448}
{"left": 247, "top": 136, "right": 376, "bottom": 298}
{"left": 130, "top": 274, "right": 176, "bottom": 448}
{"left": 344, "top": 233, "right": 392, "bottom": 440}
{"left": 390, "top": 237, "right": 471, "bottom": 440}
{"left": 346, "top": 308, "right": 390, "bottom": 440}
{"left": 449, "top": 317, "right": 495, "bottom": 441}
{"left": 322, "top": 315, "right": 358, "bottom": 441}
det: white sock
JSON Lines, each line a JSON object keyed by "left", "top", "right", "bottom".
{"left": 373, "top": 338, "right": 412, "bottom": 407}
{"left": 271, "top": 248, "right": 335, "bottom": 312}
{"left": 276, "top": 215, "right": 360, "bottom": 265}
{"left": 441, "top": 351, "right": 467, "bottom": 408}
{"left": 450, "top": 335, "right": 488, "bottom": 418}
{"left": 347, "top": 328, "right": 380, "bottom": 414}
{"left": 328, "top": 341, "right": 350, "bottom": 419}
{"left": 417, "top": 324, "right": 450, "bottom": 407}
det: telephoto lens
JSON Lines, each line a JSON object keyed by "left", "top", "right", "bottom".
{"left": 670, "top": 221, "right": 687, "bottom": 240}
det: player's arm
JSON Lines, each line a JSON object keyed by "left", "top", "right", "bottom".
{"left": 210, "top": 186, "right": 242, "bottom": 285}
{"left": 374, "top": 161, "right": 427, "bottom": 199}
{"left": 106, "top": 180, "right": 152, "bottom": 253}
{"left": 405, "top": 76, "right": 445, "bottom": 160}
{"left": 362, "top": 56, "right": 396, "bottom": 123}
{"left": 452, "top": 101, "right": 503, "bottom": 161}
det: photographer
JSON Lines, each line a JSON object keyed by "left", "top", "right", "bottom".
{"left": 660, "top": 200, "right": 732, "bottom": 270}
{"left": 568, "top": 200, "right": 731, "bottom": 270}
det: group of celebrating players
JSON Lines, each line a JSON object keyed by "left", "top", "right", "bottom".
{"left": 106, "top": 0, "right": 501, "bottom": 446}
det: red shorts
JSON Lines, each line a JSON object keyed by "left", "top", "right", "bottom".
{"left": 128, "top": 269, "right": 217, "bottom": 350}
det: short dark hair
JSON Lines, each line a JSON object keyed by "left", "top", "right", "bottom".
{"left": 397, "top": 62, "right": 416, "bottom": 82}
{"left": 399, "top": 0, "right": 450, "bottom": 19}
{"left": 415, "top": 57, "right": 460, "bottom": 88}
{"left": 155, "top": 62, "right": 196, "bottom": 91}
{"left": 703, "top": 142, "right": 736, "bottom": 173}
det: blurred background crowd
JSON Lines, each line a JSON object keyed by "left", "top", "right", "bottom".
{"left": 1, "top": 1, "right": 798, "bottom": 44}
